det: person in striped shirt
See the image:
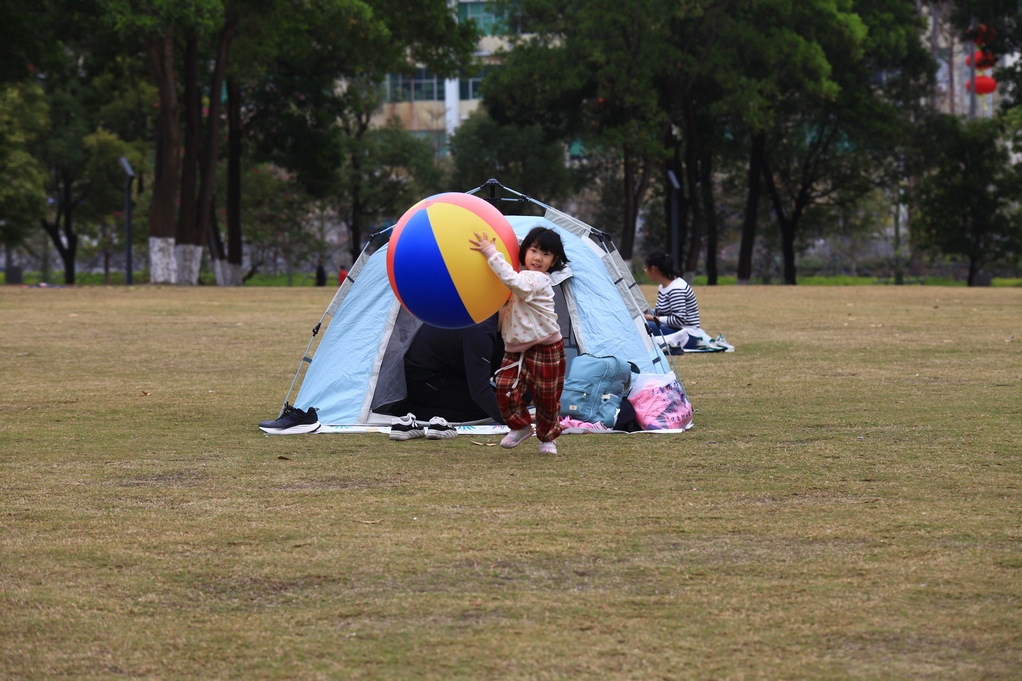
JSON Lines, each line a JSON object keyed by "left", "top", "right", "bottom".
{"left": 642, "top": 252, "right": 701, "bottom": 349}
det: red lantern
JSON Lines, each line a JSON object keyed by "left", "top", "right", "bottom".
{"left": 966, "top": 50, "right": 997, "bottom": 69}
{"left": 967, "top": 75, "right": 997, "bottom": 94}
{"left": 966, "top": 24, "right": 997, "bottom": 46}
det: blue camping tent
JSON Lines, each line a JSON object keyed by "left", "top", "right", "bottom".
{"left": 277, "top": 192, "right": 673, "bottom": 427}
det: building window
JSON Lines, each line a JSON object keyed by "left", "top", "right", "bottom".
{"left": 458, "top": 1, "right": 533, "bottom": 36}
{"left": 458, "top": 2, "right": 502, "bottom": 36}
{"left": 460, "top": 66, "right": 495, "bottom": 101}
{"left": 380, "top": 69, "right": 446, "bottom": 103}
{"left": 460, "top": 75, "right": 483, "bottom": 101}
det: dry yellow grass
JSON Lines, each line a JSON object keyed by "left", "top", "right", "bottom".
{"left": 1, "top": 284, "right": 1019, "bottom": 680}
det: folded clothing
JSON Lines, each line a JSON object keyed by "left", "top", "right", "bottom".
{"left": 559, "top": 416, "right": 612, "bottom": 431}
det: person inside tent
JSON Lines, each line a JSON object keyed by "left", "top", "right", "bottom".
{"left": 382, "top": 312, "right": 506, "bottom": 439}
{"left": 642, "top": 252, "right": 703, "bottom": 350}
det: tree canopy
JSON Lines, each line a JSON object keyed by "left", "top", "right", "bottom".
{"left": 2, "top": 0, "right": 1021, "bottom": 286}
{"left": 910, "top": 115, "right": 1022, "bottom": 284}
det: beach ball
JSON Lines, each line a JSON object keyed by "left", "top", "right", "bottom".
{"left": 387, "top": 192, "right": 519, "bottom": 329}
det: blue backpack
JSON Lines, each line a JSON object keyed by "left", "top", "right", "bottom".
{"left": 559, "top": 353, "right": 638, "bottom": 427}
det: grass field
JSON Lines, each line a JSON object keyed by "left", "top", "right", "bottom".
{"left": 1, "top": 284, "right": 1019, "bottom": 680}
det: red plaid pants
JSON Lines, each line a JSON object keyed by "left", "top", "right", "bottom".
{"left": 496, "top": 340, "right": 566, "bottom": 443}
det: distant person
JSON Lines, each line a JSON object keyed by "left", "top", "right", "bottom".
{"left": 642, "top": 252, "right": 701, "bottom": 348}
{"left": 385, "top": 314, "right": 506, "bottom": 440}
{"left": 315, "top": 260, "right": 327, "bottom": 287}
{"left": 338, "top": 264, "right": 348, "bottom": 284}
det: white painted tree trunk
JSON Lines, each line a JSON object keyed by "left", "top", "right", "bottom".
{"left": 212, "top": 259, "right": 242, "bottom": 286}
{"left": 176, "top": 244, "right": 203, "bottom": 285}
{"left": 149, "top": 237, "right": 177, "bottom": 284}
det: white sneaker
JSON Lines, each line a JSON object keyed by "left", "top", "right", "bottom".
{"left": 425, "top": 416, "right": 457, "bottom": 440}
{"left": 389, "top": 413, "right": 425, "bottom": 441}
{"left": 538, "top": 440, "right": 557, "bottom": 454}
{"left": 500, "top": 426, "right": 533, "bottom": 449}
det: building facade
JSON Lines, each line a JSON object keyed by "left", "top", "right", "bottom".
{"left": 372, "top": 2, "right": 510, "bottom": 156}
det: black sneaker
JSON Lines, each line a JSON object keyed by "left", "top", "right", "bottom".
{"left": 259, "top": 405, "right": 320, "bottom": 435}
{"left": 425, "top": 416, "right": 458, "bottom": 440}
{"left": 389, "top": 413, "right": 425, "bottom": 441}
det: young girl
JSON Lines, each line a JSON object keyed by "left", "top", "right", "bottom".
{"left": 469, "top": 226, "right": 569, "bottom": 454}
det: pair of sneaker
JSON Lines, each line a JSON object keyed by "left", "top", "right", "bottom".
{"left": 500, "top": 426, "right": 557, "bottom": 454}
{"left": 258, "top": 405, "right": 320, "bottom": 435}
{"left": 389, "top": 413, "right": 457, "bottom": 441}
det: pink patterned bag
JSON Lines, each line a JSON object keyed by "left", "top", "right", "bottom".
{"left": 627, "top": 373, "right": 693, "bottom": 430}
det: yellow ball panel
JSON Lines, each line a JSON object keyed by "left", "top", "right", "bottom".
{"left": 428, "top": 202, "right": 514, "bottom": 322}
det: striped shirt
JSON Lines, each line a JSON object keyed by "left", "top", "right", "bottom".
{"left": 655, "top": 278, "right": 700, "bottom": 329}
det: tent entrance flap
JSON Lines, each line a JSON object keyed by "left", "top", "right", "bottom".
{"left": 369, "top": 308, "right": 423, "bottom": 415}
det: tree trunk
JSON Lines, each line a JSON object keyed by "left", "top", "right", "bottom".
{"left": 59, "top": 235, "right": 76, "bottom": 285}
{"left": 700, "top": 147, "right": 719, "bottom": 286}
{"left": 38, "top": 229, "right": 50, "bottom": 282}
{"left": 761, "top": 153, "right": 800, "bottom": 285}
{"left": 209, "top": 207, "right": 241, "bottom": 286}
{"left": 146, "top": 35, "right": 181, "bottom": 284}
{"left": 662, "top": 175, "right": 676, "bottom": 263}
{"left": 778, "top": 215, "right": 797, "bottom": 285}
{"left": 45, "top": 177, "right": 79, "bottom": 285}
{"left": 737, "top": 132, "right": 765, "bottom": 284}
{"left": 176, "top": 32, "right": 202, "bottom": 285}
{"left": 195, "top": 11, "right": 238, "bottom": 285}
{"left": 225, "top": 76, "right": 243, "bottom": 279}
{"left": 42, "top": 212, "right": 78, "bottom": 286}
{"left": 682, "top": 105, "right": 704, "bottom": 280}
{"left": 348, "top": 122, "right": 365, "bottom": 264}
{"left": 620, "top": 148, "right": 638, "bottom": 261}
{"left": 619, "top": 146, "right": 651, "bottom": 261}
{"left": 663, "top": 137, "right": 685, "bottom": 268}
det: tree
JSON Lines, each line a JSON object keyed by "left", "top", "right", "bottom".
{"left": 334, "top": 114, "right": 445, "bottom": 263}
{"left": 28, "top": 18, "right": 149, "bottom": 286}
{"left": 0, "top": 0, "right": 87, "bottom": 86}
{"left": 73, "top": 129, "right": 145, "bottom": 283}
{"left": 485, "top": 0, "right": 687, "bottom": 259}
{"left": 236, "top": 0, "right": 478, "bottom": 274}
{"left": 97, "top": 0, "right": 229, "bottom": 283}
{"left": 449, "top": 109, "right": 577, "bottom": 204}
{"left": 1, "top": 2, "right": 144, "bottom": 284}
{"left": 55, "top": 0, "right": 482, "bottom": 287}
{"left": 719, "top": 0, "right": 933, "bottom": 284}
{"left": 0, "top": 81, "right": 48, "bottom": 275}
{"left": 235, "top": 163, "right": 321, "bottom": 283}
{"left": 34, "top": 67, "right": 97, "bottom": 284}
{"left": 707, "top": 0, "right": 862, "bottom": 284}
{"left": 910, "top": 115, "right": 1021, "bottom": 285}
{"left": 176, "top": 7, "right": 239, "bottom": 285}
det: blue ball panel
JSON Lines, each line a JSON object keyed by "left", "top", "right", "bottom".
{"left": 391, "top": 210, "right": 474, "bottom": 328}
